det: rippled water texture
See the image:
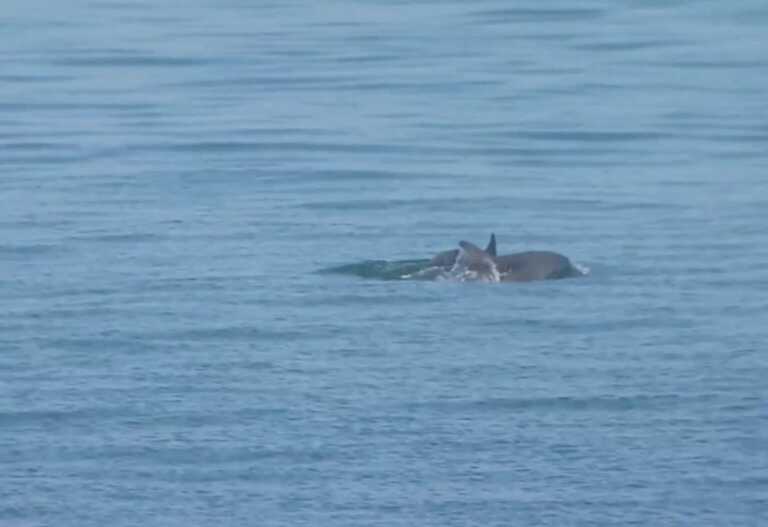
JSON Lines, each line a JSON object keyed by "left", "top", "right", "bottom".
{"left": 1, "top": 1, "right": 767, "bottom": 525}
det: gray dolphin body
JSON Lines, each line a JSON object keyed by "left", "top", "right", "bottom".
{"left": 495, "top": 251, "right": 577, "bottom": 281}
{"left": 428, "top": 233, "right": 580, "bottom": 282}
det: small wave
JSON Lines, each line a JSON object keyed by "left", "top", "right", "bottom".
{"left": 319, "top": 259, "right": 429, "bottom": 280}
{"left": 400, "top": 265, "right": 448, "bottom": 281}
{"left": 322, "top": 259, "right": 591, "bottom": 282}
{"left": 0, "top": 243, "right": 63, "bottom": 257}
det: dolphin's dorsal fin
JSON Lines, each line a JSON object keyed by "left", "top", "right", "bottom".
{"left": 485, "top": 233, "right": 496, "bottom": 258}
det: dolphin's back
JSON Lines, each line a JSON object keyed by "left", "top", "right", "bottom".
{"left": 429, "top": 249, "right": 459, "bottom": 268}
{"left": 429, "top": 234, "right": 495, "bottom": 269}
{"left": 495, "top": 251, "right": 577, "bottom": 281}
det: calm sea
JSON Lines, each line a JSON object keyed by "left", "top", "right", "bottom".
{"left": 1, "top": 1, "right": 767, "bottom": 525}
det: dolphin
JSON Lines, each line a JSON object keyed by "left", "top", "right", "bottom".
{"left": 428, "top": 233, "right": 581, "bottom": 282}
{"left": 495, "top": 251, "right": 578, "bottom": 281}
{"left": 449, "top": 241, "right": 500, "bottom": 282}
{"left": 430, "top": 233, "right": 496, "bottom": 268}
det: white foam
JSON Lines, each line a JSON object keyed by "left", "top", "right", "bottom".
{"left": 401, "top": 266, "right": 449, "bottom": 281}
{"left": 573, "top": 262, "right": 591, "bottom": 276}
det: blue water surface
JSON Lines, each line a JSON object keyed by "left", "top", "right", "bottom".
{"left": 1, "top": 1, "right": 767, "bottom": 525}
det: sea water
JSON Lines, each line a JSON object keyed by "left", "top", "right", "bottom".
{"left": 1, "top": 1, "right": 767, "bottom": 525}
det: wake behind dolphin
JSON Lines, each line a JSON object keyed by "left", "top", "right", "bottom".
{"left": 321, "top": 233, "right": 587, "bottom": 283}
